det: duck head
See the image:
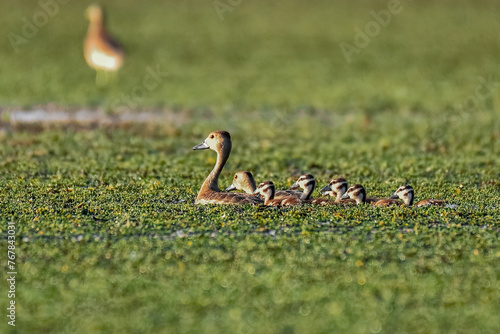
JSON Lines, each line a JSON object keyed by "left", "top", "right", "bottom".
{"left": 341, "top": 184, "right": 367, "bottom": 204}
{"left": 226, "top": 171, "right": 257, "bottom": 194}
{"left": 321, "top": 177, "right": 348, "bottom": 198}
{"left": 390, "top": 185, "right": 414, "bottom": 205}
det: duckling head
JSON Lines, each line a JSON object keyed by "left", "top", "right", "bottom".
{"left": 226, "top": 171, "right": 256, "bottom": 194}
{"left": 341, "top": 184, "right": 367, "bottom": 203}
{"left": 253, "top": 181, "right": 275, "bottom": 199}
{"left": 321, "top": 177, "right": 348, "bottom": 197}
{"left": 390, "top": 185, "right": 414, "bottom": 205}
{"left": 86, "top": 4, "right": 103, "bottom": 22}
{"left": 291, "top": 174, "right": 316, "bottom": 192}
{"left": 193, "top": 131, "right": 232, "bottom": 154}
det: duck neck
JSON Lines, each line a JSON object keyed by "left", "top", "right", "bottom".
{"left": 357, "top": 189, "right": 367, "bottom": 204}
{"left": 198, "top": 143, "right": 231, "bottom": 196}
{"left": 263, "top": 187, "right": 275, "bottom": 205}
{"left": 88, "top": 14, "right": 103, "bottom": 35}
{"left": 246, "top": 180, "right": 257, "bottom": 194}
{"left": 405, "top": 191, "right": 414, "bottom": 206}
{"left": 335, "top": 186, "right": 346, "bottom": 202}
{"left": 300, "top": 180, "right": 316, "bottom": 201}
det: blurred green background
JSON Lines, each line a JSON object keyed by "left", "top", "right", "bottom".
{"left": 1, "top": 0, "right": 500, "bottom": 113}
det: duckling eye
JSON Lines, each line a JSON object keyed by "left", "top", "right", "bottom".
{"left": 210, "top": 134, "right": 214, "bottom": 139}
{"left": 234, "top": 175, "right": 238, "bottom": 179}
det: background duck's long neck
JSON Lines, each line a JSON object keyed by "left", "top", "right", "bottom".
{"left": 201, "top": 142, "right": 231, "bottom": 193}
{"left": 88, "top": 12, "right": 104, "bottom": 36}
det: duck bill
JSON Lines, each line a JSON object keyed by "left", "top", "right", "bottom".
{"left": 340, "top": 193, "right": 349, "bottom": 199}
{"left": 253, "top": 189, "right": 260, "bottom": 195}
{"left": 290, "top": 182, "right": 299, "bottom": 190}
{"left": 193, "top": 141, "right": 209, "bottom": 150}
{"left": 389, "top": 193, "right": 399, "bottom": 199}
{"left": 320, "top": 185, "right": 331, "bottom": 196}
{"left": 225, "top": 184, "right": 237, "bottom": 192}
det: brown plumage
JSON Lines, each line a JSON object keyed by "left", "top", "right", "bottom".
{"left": 84, "top": 5, "right": 124, "bottom": 83}
{"left": 193, "top": 131, "right": 263, "bottom": 205}
{"left": 373, "top": 198, "right": 403, "bottom": 207}
{"left": 390, "top": 185, "right": 446, "bottom": 207}
{"left": 226, "top": 171, "right": 302, "bottom": 198}
{"left": 254, "top": 181, "right": 303, "bottom": 206}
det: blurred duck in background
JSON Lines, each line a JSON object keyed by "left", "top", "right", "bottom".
{"left": 84, "top": 4, "right": 124, "bottom": 85}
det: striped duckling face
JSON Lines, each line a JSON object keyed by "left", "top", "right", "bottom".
{"left": 291, "top": 174, "right": 316, "bottom": 199}
{"left": 321, "top": 178, "right": 348, "bottom": 200}
{"left": 341, "top": 184, "right": 367, "bottom": 204}
{"left": 226, "top": 171, "right": 257, "bottom": 194}
{"left": 253, "top": 181, "right": 276, "bottom": 201}
{"left": 390, "top": 185, "right": 415, "bottom": 206}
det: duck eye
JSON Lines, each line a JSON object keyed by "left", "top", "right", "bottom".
{"left": 234, "top": 175, "right": 237, "bottom": 179}
{"left": 210, "top": 135, "right": 214, "bottom": 139}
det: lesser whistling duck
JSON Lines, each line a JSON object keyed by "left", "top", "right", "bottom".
{"left": 390, "top": 185, "right": 446, "bottom": 207}
{"left": 254, "top": 181, "right": 303, "bottom": 206}
{"left": 291, "top": 174, "right": 334, "bottom": 205}
{"left": 226, "top": 171, "right": 302, "bottom": 198}
{"left": 84, "top": 4, "right": 124, "bottom": 84}
{"left": 193, "top": 131, "right": 263, "bottom": 205}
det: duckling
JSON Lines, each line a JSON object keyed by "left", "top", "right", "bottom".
{"left": 84, "top": 4, "right": 124, "bottom": 85}
{"left": 253, "top": 181, "right": 303, "bottom": 206}
{"left": 390, "top": 185, "right": 446, "bottom": 207}
{"left": 321, "top": 178, "right": 379, "bottom": 204}
{"left": 291, "top": 174, "right": 334, "bottom": 205}
{"left": 320, "top": 177, "right": 357, "bottom": 205}
{"left": 226, "top": 171, "right": 302, "bottom": 198}
{"left": 193, "top": 131, "right": 263, "bottom": 205}
{"left": 340, "top": 184, "right": 368, "bottom": 205}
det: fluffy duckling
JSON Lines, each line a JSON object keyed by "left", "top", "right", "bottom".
{"left": 254, "top": 181, "right": 303, "bottom": 206}
{"left": 291, "top": 174, "right": 334, "bottom": 205}
{"left": 226, "top": 171, "right": 302, "bottom": 198}
{"left": 321, "top": 178, "right": 379, "bottom": 204}
{"left": 340, "top": 184, "right": 367, "bottom": 205}
{"left": 320, "top": 177, "right": 357, "bottom": 205}
{"left": 340, "top": 184, "right": 400, "bottom": 207}
{"left": 390, "top": 185, "right": 446, "bottom": 207}
{"left": 193, "top": 131, "right": 263, "bottom": 205}
{"left": 84, "top": 4, "right": 124, "bottom": 85}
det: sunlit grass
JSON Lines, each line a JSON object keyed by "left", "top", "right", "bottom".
{"left": 0, "top": 110, "right": 499, "bottom": 333}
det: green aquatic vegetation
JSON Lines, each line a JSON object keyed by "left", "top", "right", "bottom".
{"left": 0, "top": 110, "right": 499, "bottom": 333}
